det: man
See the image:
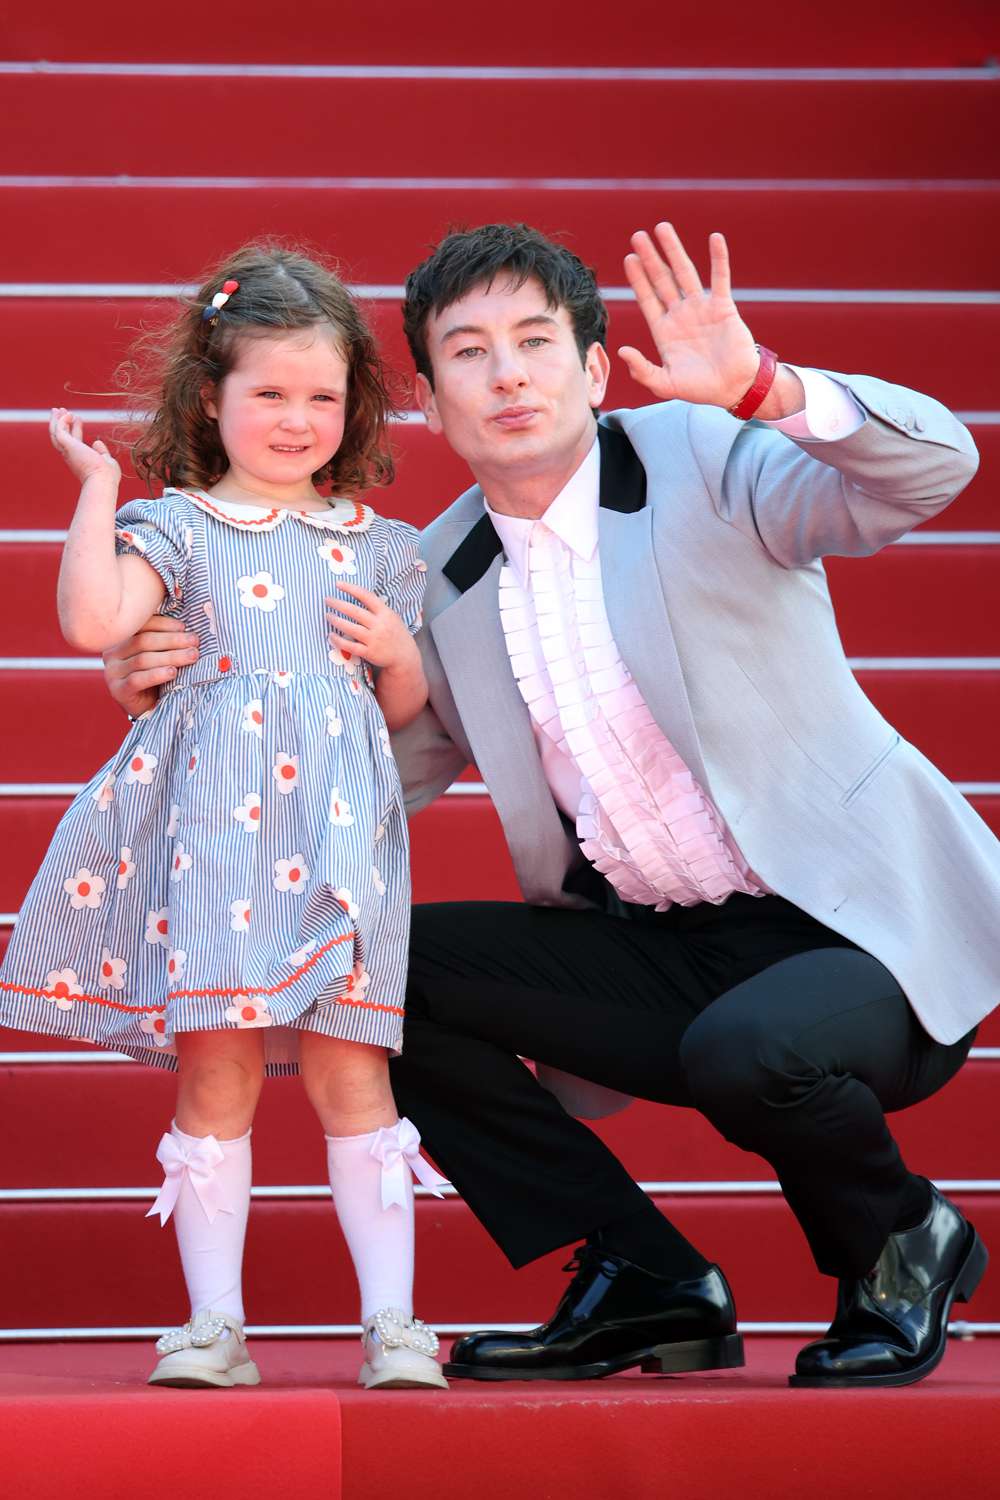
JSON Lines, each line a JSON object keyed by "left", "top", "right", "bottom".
{"left": 106, "top": 222, "right": 998, "bottom": 1389}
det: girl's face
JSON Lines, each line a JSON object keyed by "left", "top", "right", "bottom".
{"left": 204, "top": 327, "right": 350, "bottom": 504}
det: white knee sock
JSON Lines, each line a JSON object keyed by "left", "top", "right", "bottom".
{"left": 147, "top": 1120, "right": 252, "bottom": 1324}
{"left": 326, "top": 1120, "right": 418, "bottom": 1322}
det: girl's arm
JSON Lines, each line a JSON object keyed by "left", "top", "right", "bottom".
{"left": 52, "top": 409, "right": 166, "bottom": 652}
{"left": 325, "top": 584, "right": 429, "bottom": 731}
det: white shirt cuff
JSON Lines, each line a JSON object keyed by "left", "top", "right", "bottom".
{"left": 759, "top": 364, "right": 866, "bottom": 442}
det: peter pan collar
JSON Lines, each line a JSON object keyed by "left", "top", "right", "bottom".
{"left": 170, "top": 488, "right": 375, "bottom": 534}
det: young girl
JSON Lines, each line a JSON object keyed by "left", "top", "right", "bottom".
{"left": 0, "top": 243, "right": 449, "bottom": 1391}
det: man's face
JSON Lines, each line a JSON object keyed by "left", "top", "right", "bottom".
{"left": 415, "top": 275, "right": 609, "bottom": 492}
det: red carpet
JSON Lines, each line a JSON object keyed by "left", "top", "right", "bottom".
{"left": 1, "top": 1339, "right": 998, "bottom": 1500}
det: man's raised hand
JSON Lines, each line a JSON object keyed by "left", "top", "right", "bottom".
{"left": 618, "top": 225, "right": 760, "bottom": 409}
{"left": 102, "top": 616, "right": 200, "bottom": 720}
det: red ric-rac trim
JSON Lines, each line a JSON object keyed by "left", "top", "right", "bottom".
{"left": 182, "top": 491, "right": 282, "bottom": 528}
{"left": 0, "top": 933, "right": 407, "bottom": 1016}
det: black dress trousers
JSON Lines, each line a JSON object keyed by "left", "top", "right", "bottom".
{"left": 389, "top": 894, "right": 974, "bottom": 1279}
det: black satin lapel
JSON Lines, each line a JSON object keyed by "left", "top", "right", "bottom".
{"left": 598, "top": 424, "right": 647, "bottom": 513}
{"left": 442, "top": 513, "right": 503, "bottom": 594}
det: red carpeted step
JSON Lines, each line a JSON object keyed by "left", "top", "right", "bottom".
{"left": 5, "top": 297, "right": 1000, "bottom": 411}
{"left": 5, "top": 184, "right": 1000, "bottom": 290}
{"left": 0, "top": 420, "right": 995, "bottom": 535}
{"left": 0, "top": 794, "right": 520, "bottom": 914}
{"left": 6, "top": 665, "right": 993, "bottom": 785}
{"left": 0, "top": 1059, "right": 995, "bottom": 1188}
{"left": 5, "top": 76, "right": 999, "bottom": 179}
{"left": 2, "top": 1340, "right": 998, "bottom": 1500}
{"left": 7, "top": 1, "right": 998, "bottom": 65}
{"left": 1, "top": 1191, "right": 997, "bottom": 1327}
{"left": 3, "top": 538, "right": 997, "bottom": 658}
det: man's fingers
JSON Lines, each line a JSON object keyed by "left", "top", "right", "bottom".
{"left": 653, "top": 221, "right": 704, "bottom": 298}
{"left": 122, "top": 665, "right": 180, "bottom": 692}
{"left": 628, "top": 237, "right": 681, "bottom": 312}
{"left": 708, "top": 231, "right": 732, "bottom": 301}
{"left": 618, "top": 346, "right": 674, "bottom": 396}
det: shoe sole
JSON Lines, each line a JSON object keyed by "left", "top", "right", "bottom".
{"left": 788, "top": 1225, "right": 988, "bottom": 1389}
{"left": 444, "top": 1332, "right": 745, "bottom": 1382}
{"left": 148, "top": 1360, "right": 262, "bottom": 1389}
{"left": 359, "top": 1365, "right": 450, "bottom": 1390}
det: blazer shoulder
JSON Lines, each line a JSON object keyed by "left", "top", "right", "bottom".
{"left": 420, "top": 483, "right": 485, "bottom": 558}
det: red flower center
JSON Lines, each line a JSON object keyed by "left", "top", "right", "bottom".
{"left": 157, "top": 918, "right": 168, "bottom": 935}
{"left": 130, "top": 757, "right": 143, "bottom": 772}
{"left": 78, "top": 881, "right": 91, "bottom": 897}
{"left": 102, "top": 961, "right": 113, "bottom": 977}
{"left": 280, "top": 764, "right": 295, "bottom": 779}
{"left": 253, "top": 583, "right": 268, "bottom": 598}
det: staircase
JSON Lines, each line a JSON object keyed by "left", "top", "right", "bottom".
{"left": 1, "top": 6, "right": 998, "bottom": 1494}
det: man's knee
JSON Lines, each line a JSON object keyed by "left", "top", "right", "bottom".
{"left": 679, "top": 1006, "right": 819, "bottom": 1117}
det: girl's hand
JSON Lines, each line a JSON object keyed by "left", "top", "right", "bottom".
{"left": 50, "top": 408, "right": 122, "bottom": 486}
{"left": 325, "top": 585, "right": 419, "bottom": 676}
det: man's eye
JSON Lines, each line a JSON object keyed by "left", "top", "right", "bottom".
{"left": 455, "top": 346, "right": 483, "bottom": 359}
{"left": 523, "top": 337, "right": 548, "bottom": 348}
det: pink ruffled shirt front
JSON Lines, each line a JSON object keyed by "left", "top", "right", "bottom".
{"left": 486, "top": 372, "right": 865, "bottom": 910}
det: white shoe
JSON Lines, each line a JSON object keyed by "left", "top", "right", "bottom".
{"left": 359, "top": 1308, "right": 449, "bottom": 1390}
{"left": 148, "top": 1310, "right": 261, "bottom": 1388}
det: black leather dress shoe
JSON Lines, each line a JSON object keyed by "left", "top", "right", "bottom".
{"left": 445, "top": 1245, "right": 744, "bottom": 1380}
{"left": 790, "top": 1186, "right": 988, "bottom": 1388}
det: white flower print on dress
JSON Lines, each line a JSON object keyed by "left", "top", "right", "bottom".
{"left": 64, "top": 868, "right": 106, "bottom": 910}
{"left": 169, "top": 842, "right": 192, "bottom": 882}
{"left": 328, "top": 643, "right": 360, "bottom": 674}
{"left": 286, "top": 937, "right": 318, "bottom": 966}
{"left": 116, "top": 847, "right": 136, "bottom": 890}
{"left": 186, "top": 745, "right": 201, "bottom": 778}
{"left": 273, "top": 670, "right": 294, "bottom": 689}
{"left": 45, "top": 967, "right": 82, "bottom": 1009}
{"left": 225, "top": 994, "right": 273, "bottom": 1028}
{"left": 328, "top": 788, "right": 355, "bottom": 826}
{"left": 377, "top": 723, "right": 392, "bottom": 757}
{"left": 348, "top": 676, "right": 363, "bottom": 696}
{"left": 229, "top": 899, "right": 250, "bottom": 933}
{"left": 242, "top": 700, "right": 264, "bottom": 737}
{"left": 139, "top": 1012, "right": 169, "bottom": 1047}
{"left": 144, "top": 907, "right": 170, "bottom": 947}
{"left": 238, "top": 571, "right": 285, "bottom": 613}
{"left": 372, "top": 865, "right": 386, "bottom": 897}
{"left": 93, "top": 774, "right": 115, "bottom": 813}
{"left": 316, "top": 539, "right": 357, "bottom": 574}
{"left": 166, "top": 804, "right": 181, "bottom": 838}
{"left": 98, "top": 949, "right": 127, "bottom": 990}
{"left": 325, "top": 706, "right": 342, "bottom": 737}
{"left": 184, "top": 525, "right": 194, "bottom": 558}
{"left": 124, "top": 747, "right": 158, "bottom": 785}
{"left": 272, "top": 752, "right": 299, "bottom": 795}
{"left": 334, "top": 887, "right": 359, "bottom": 921}
{"left": 274, "top": 854, "right": 310, "bottom": 893}
{"left": 166, "top": 948, "right": 187, "bottom": 984}
{"left": 233, "top": 793, "right": 261, "bottom": 833}
{"left": 202, "top": 599, "right": 215, "bottom": 627}
{"left": 342, "top": 964, "right": 371, "bottom": 1006}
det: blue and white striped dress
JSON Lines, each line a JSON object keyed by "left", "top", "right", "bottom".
{"left": 0, "top": 489, "right": 425, "bottom": 1071}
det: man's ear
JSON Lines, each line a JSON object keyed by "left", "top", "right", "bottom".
{"left": 414, "top": 372, "right": 443, "bottom": 436}
{"left": 585, "top": 343, "right": 611, "bottom": 410}
{"left": 201, "top": 384, "right": 219, "bottom": 421}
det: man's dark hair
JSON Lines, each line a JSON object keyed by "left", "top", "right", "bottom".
{"left": 402, "top": 223, "right": 608, "bottom": 385}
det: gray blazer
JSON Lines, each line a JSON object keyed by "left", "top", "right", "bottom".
{"left": 392, "top": 372, "right": 997, "bottom": 1113}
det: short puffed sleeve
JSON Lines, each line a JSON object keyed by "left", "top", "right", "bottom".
{"left": 114, "top": 496, "right": 192, "bottom": 617}
{"left": 378, "top": 518, "right": 426, "bottom": 635}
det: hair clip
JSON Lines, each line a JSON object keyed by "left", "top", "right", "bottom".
{"left": 201, "top": 278, "right": 240, "bottom": 324}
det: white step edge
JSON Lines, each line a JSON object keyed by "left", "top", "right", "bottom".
{"left": 2, "top": 656, "right": 999, "bottom": 673}
{"left": 3, "top": 1179, "right": 998, "bottom": 1204}
{"left": 3, "top": 62, "right": 999, "bottom": 82}
{"left": 0, "top": 1320, "right": 995, "bottom": 1342}
{"left": 1, "top": 407, "right": 997, "bottom": 425}
{"left": 2, "top": 1046, "right": 998, "bottom": 1065}
{"left": 5, "top": 528, "right": 999, "bottom": 547}
{"left": 1, "top": 781, "right": 997, "bottom": 801}
{"left": 3, "top": 174, "right": 1000, "bottom": 195}
{"left": 6, "top": 282, "right": 1000, "bottom": 305}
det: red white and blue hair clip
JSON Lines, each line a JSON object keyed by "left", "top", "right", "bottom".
{"left": 202, "top": 278, "right": 240, "bottom": 324}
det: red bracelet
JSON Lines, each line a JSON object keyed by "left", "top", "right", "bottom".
{"left": 728, "top": 346, "right": 779, "bottom": 421}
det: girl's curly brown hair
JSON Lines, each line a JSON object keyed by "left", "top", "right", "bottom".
{"left": 122, "top": 241, "right": 403, "bottom": 499}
